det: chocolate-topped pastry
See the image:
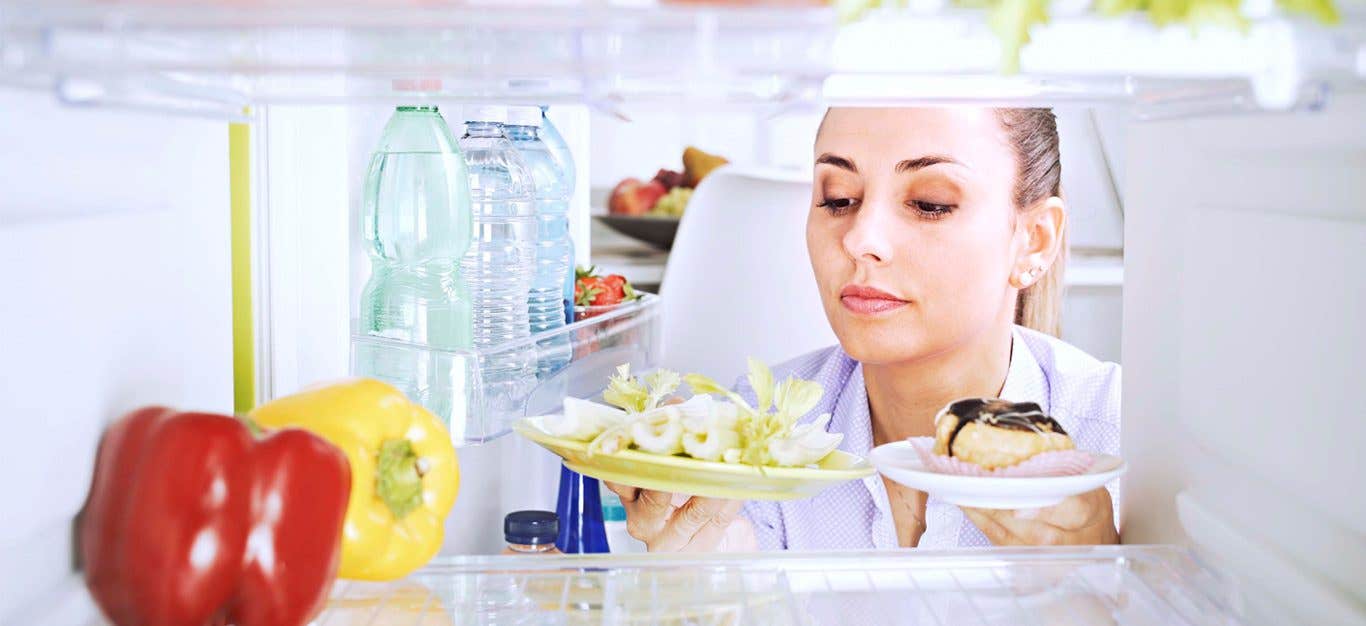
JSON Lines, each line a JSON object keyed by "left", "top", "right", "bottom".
{"left": 931, "top": 398, "right": 1073, "bottom": 469}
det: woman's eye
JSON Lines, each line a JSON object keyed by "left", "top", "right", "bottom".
{"left": 817, "top": 197, "right": 859, "bottom": 215}
{"left": 910, "top": 200, "right": 956, "bottom": 219}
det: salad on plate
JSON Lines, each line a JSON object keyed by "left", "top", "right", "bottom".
{"left": 542, "top": 359, "right": 844, "bottom": 469}
{"left": 517, "top": 358, "right": 873, "bottom": 500}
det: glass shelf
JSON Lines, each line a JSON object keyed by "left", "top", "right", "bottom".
{"left": 0, "top": 2, "right": 836, "bottom": 118}
{"left": 2, "top": 1, "right": 1362, "bottom": 117}
{"left": 351, "top": 293, "right": 661, "bottom": 445}
{"left": 312, "top": 546, "right": 1244, "bottom": 625}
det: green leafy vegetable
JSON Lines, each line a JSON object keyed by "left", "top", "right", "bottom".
{"left": 602, "top": 364, "right": 648, "bottom": 413}
{"left": 684, "top": 373, "right": 754, "bottom": 413}
{"left": 773, "top": 377, "right": 823, "bottom": 424}
{"left": 689, "top": 358, "right": 833, "bottom": 468}
{"left": 1278, "top": 0, "right": 1339, "bottom": 23}
{"left": 748, "top": 358, "right": 775, "bottom": 414}
{"left": 989, "top": 0, "right": 1050, "bottom": 74}
{"left": 645, "top": 369, "right": 681, "bottom": 411}
{"left": 603, "top": 365, "right": 681, "bottom": 414}
{"left": 841, "top": 0, "right": 1342, "bottom": 74}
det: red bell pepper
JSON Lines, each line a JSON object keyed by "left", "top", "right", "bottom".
{"left": 79, "top": 407, "right": 350, "bottom": 626}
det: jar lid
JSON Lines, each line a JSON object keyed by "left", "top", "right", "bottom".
{"left": 504, "top": 510, "right": 558, "bottom": 545}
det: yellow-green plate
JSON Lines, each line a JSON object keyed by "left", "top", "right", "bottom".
{"left": 514, "top": 416, "right": 875, "bottom": 501}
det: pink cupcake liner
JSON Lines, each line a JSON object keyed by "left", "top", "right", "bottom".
{"left": 906, "top": 437, "right": 1095, "bottom": 477}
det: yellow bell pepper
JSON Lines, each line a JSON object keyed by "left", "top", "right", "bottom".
{"left": 250, "top": 378, "right": 459, "bottom": 581}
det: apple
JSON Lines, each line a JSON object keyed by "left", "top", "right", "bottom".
{"left": 609, "top": 178, "right": 668, "bottom": 216}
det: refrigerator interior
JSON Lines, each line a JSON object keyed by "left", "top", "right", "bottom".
{"left": 1, "top": 2, "right": 1363, "bottom": 625}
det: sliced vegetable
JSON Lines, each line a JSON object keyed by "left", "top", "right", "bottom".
{"left": 546, "top": 397, "right": 628, "bottom": 441}
{"left": 551, "top": 359, "right": 842, "bottom": 468}
{"left": 681, "top": 396, "right": 743, "bottom": 462}
{"left": 629, "top": 409, "right": 686, "bottom": 455}
{"left": 767, "top": 414, "right": 844, "bottom": 467}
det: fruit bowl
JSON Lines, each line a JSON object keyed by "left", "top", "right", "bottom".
{"left": 594, "top": 214, "right": 680, "bottom": 250}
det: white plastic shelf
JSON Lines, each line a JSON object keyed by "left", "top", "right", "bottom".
{"left": 0, "top": 2, "right": 835, "bottom": 118}
{"left": 308, "top": 546, "right": 1243, "bottom": 625}
{"left": 827, "top": 6, "right": 1366, "bottom": 115}
{"left": 2, "top": 1, "right": 1364, "bottom": 117}
{"left": 352, "top": 293, "right": 662, "bottom": 445}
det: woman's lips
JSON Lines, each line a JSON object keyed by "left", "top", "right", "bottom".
{"left": 839, "top": 285, "right": 909, "bottom": 316}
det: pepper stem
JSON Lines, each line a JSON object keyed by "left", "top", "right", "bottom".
{"left": 376, "top": 439, "right": 423, "bottom": 519}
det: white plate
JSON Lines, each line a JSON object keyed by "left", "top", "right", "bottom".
{"left": 869, "top": 440, "right": 1126, "bottom": 510}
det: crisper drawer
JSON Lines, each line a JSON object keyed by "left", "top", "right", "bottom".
{"left": 302, "top": 546, "right": 1242, "bottom": 625}
{"left": 352, "top": 294, "right": 661, "bottom": 445}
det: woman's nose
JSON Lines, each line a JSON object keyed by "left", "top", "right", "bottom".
{"left": 843, "top": 201, "right": 895, "bottom": 265}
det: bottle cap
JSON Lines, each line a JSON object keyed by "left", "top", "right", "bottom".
{"left": 466, "top": 105, "right": 507, "bottom": 124}
{"left": 506, "top": 106, "right": 543, "bottom": 128}
{"left": 504, "top": 510, "right": 558, "bottom": 545}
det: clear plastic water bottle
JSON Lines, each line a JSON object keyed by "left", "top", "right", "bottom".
{"left": 537, "top": 106, "right": 579, "bottom": 325}
{"left": 506, "top": 106, "right": 573, "bottom": 376}
{"left": 458, "top": 106, "right": 538, "bottom": 410}
{"left": 356, "top": 106, "right": 473, "bottom": 422}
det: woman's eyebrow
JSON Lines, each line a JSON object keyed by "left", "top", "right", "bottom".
{"left": 895, "top": 155, "right": 964, "bottom": 172}
{"left": 815, "top": 153, "right": 857, "bottom": 172}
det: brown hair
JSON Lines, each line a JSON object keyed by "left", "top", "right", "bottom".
{"left": 995, "top": 108, "right": 1066, "bottom": 337}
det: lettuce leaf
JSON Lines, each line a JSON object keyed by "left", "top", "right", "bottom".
{"left": 747, "top": 357, "right": 775, "bottom": 414}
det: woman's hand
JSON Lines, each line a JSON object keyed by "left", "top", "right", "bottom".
{"left": 962, "top": 487, "right": 1118, "bottom": 546}
{"left": 604, "top": 483, "right": 744, "bottom": 552}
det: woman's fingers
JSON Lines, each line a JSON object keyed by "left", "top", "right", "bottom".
{"left": 650, "top": 497, "right": 743, "bottom": 553}
{"left": 961, "top": 507, "right": 1025, "bottom": 545}
{"left": 680, "top": 499, "right": 745, "bottom": 552}
{"left": 990, "top": 509, "right": 1069, "bottom": 545}
{"left": 964, "top": 488, "right": 1117, "bottom": 546}
{"left": 603, "top": 481, "right": 638, "bottom": 502}
{"left": 1031, "top": 490, "right": 1100, "bottom": 529}
{"left": 622, "top": 488, "right": 675, "bottom": 542}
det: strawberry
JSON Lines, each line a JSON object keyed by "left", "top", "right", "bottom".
{"left": 574, "top": 266, "right": 638, "bottom": 313}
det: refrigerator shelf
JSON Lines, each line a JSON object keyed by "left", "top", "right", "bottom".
{"left": 352, "top": 293, "right": 661, "bottom": 446}
{"left": 1, "top": 2, "right": 1362, "bottom": 117}
{"left": 311, "top": 546, "right": 1243, "bottom": 625}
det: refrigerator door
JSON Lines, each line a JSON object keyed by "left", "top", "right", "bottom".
{"left": 1123, "top": 92, "right": 1366, "bottom": 625}
{"left": 0, "top": 90, "right": 233, "bottom": 622}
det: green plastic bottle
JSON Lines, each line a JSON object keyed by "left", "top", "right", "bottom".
{"left": 356, "top": 106, "right": 473, "bottom": 425}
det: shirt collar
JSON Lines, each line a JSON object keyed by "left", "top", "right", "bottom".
{"left": 1000, "top": 326, "right": 1051, "bottom": 413}
{"left": 829, "top": 327, "right": 1048, "bottom": 455}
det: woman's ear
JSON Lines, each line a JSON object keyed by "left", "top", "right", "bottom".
{"left": 1010, "top": 196, "right": 1066, "bottom": 289}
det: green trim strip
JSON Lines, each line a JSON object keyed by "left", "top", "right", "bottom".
{"left": 230, "top": 119, "right": 255, "bottom": 413}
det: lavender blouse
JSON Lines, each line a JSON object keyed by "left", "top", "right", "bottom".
{"left": 735, "top": 325, "right": 1122, "bottom": 550}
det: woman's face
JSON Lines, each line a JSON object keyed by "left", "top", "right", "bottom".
{"left": 808, "top": 107, "right": 1030, "bottom": 366}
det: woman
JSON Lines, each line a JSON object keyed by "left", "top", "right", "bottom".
{"left": 608, "top": 107, "right": 1120, "bottom": 550}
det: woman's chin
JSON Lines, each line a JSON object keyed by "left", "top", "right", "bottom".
{"left": 832, "top": 316, "right": 935, "bottom": 366}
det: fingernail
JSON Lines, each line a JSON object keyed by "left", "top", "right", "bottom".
{"left": 1015, "top": 508, "right": 1041, "bottom": 520}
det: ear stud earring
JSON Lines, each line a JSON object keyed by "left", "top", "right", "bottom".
{"left": 1019, "top": 266, "right": 1044, "bottom": 287}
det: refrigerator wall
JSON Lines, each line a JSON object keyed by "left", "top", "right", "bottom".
{"left": 1123, "top": 91, "right": 1366, "bottom": 625}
